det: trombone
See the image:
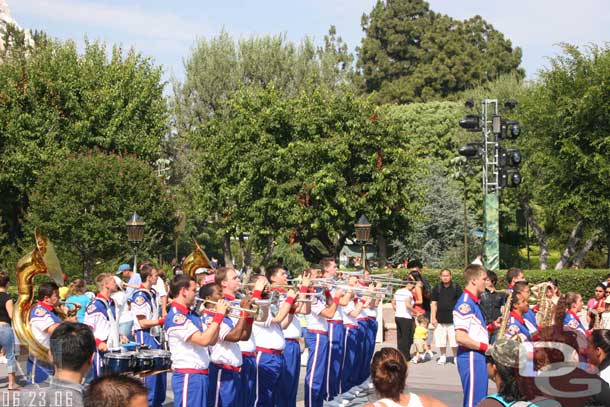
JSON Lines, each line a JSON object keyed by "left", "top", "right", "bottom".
{"left": 196, "top": 298, "right": 262, "bottom": 319}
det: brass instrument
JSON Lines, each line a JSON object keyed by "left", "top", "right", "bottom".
{"left": 14, "top": 229, "right": 65, "bottom": 364}
{"left": 533, "top": 282, "right": 555, "bottom": 328}
{"left": 592, "top": 309, "right": 603, "bottom": 330}
{"left": 498, "top": 290, "right": 513, "bottom": 338}
{"left": 59, "top": 301, "right": 82, "bottom": 319}
{"left": 182, "top": 240, "right": 212, "bottom": 277}
{"left": 196, "top": 298, "right": 262, "bottom": 319}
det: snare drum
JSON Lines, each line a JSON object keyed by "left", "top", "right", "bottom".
{"left": 134, "top": 352, "right": 154, "bottom": 373}
{"left": 143, "top": 349, "right": 172, "bottom": 372}
{"left": 103, "top": 352, "right": 135, "bottom": 375}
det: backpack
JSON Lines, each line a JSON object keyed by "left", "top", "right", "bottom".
{"left": 486, "top": 394, "right": 560, "bottom": 407}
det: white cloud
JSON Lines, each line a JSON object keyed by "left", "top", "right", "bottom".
{"left": 15, "top": 0, "right": 213, "bottom": 42}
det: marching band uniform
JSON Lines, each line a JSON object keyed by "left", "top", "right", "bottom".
{"left": 206, "top": 312, "right": 243, "bottom": 407}
{"left": 522, "top": 309, "right": 540, "bottom": 340}
{"left": 132, "top": 286, "right": 166, "bottom": 407}
{"left": 505, "top": 311, "right": 532, "bottom": 342}
{"left": 277, "top": 306, "right": 302, "bottom": 407}
{"left": 304, "top": 293, "right": 330, "bottom": 407}
{"left": 339, "top": 297, "right": 363, "bottom": 393}
{"left": 453, "top": 289, "right": 489, "bottom": 407}
{"left": 84, "top": 293, "right": 120, "bottom": 379}
{"left": 361, "top": 301, "right": 378, "bottom": 383}
{"left": 563, "top": 309, "right": 589, "bottom": 353}
{"left": 252, "top": 292, "right": 290, "bottom": 406}
{"left": 165, "top": 301, "right": 218, "bottom": 407}
{"left": 235, "top": 314, "right": 257, "bottom": 407}
{"left": 27, "top": 301, "right": 60, "bottom": 383}
{"left": 325, "top": 289, "right": 345, "bottom": 401}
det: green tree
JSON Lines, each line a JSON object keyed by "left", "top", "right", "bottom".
{"left": 26, "top": 152, "right": 177, "bottom": 281}
{"left": 0, "top": 38, "right": 167, "bottom": 246}
{"left": 357, "top": 0, "right": 524, "bottom": 104}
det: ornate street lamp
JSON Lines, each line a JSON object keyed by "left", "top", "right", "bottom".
{"left": 126, "top": 212, "right": 145, "bottom": 272}
{"left": 354, "top": 214, "right": 371, "bottom": 270}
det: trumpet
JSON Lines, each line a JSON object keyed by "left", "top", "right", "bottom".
{"left": 196, "top": 298, "right": 262, "bottom": 319}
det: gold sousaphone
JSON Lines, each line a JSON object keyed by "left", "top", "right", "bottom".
{"left": 14, "top": 229, "right": 65, "bottom": 364}
{"left": 182, "top": 240, "right": 212, "bottom": 277}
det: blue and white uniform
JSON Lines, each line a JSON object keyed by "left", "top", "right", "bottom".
{"left": 325, "top": 288, "right": 345, "bottom": 401}
{"left": 28, "top": 301, "right": 60, "bottom": 383}
{"left": 523, "top": 309, "right": 539, "bottom": 340}
{"left": 277, "top": 306, "right": 302, "bottom": 407}
{"left": 234, "top": 305, "right": 257, "bottom": 407}
{"left": 563, "top": 309, "right": 589, "bottom": 353}
{"left": 252, "top": 296, "right": 287, "bottom": 407}
{"left": 505, "top": 311, "right": 531, "bottom": 342}
{"left": 132, "top": 287, "right": 166, "bottom": 407}
{"left": 360, "top": 300, "right": 378, "bottom": 384}
{"left": 304, "top": 293, "right": 329, "bottom": 407}
{"left": 453, "top": 289, "right": 489, "bottom": 407}
{"left": 83, "top": 294, "right": 119, "bottom": 379}
{"left": 165, "top": 301, "right": 211, "bottom": 407}
{"left": 207, "top": 313, "right": 242, "bottom": 407}
{"left": 339, "top": 297, "right": 362, "bottom": 393}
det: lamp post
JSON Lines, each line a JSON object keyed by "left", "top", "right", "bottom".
{"left": 355, "top": 215, "right": 372, "bottom": 270}
{"left": 126, "top": 212, "right": 145, "bottom": 272}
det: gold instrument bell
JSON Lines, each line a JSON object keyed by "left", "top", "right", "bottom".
{"left": 14, "top": 229, "right": 65, "bottom": 364}
{"left": 182, "top": 240, "right": 212, "bottom": 277}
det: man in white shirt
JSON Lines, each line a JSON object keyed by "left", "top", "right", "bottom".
{"left": 392, "top": 279, "right": 415, "bottom": 359}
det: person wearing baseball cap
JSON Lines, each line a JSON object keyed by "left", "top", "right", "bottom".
{"left": 117, "top": 264, "right": 140, "bottom": 299}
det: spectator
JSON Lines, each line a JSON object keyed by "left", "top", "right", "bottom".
{"left": 16, "top": 322, "right": 95, "bottom": 407}
{"left": 392, "top": 279, "right": 416, "bottom": 360}
{"left": 587, "top": 329, "right": 610, "bottom": 384}
{"left": 411, "top": 315, "right": 429, "bottom": 364}
{"left": 409, "top": 260, "right": 431, "bottom": 318}
{"left": 111, "top": 276, "right": 133, "bottom": 341}
{"left": 479, "top": 271, "right": 506, "bottom": 344}
{"left": 152, "top": 268, "right": 168, "bottom": 318}
{"left": 65, "top": 279, "right": 92, "bottom": 323}
{"left": 603, "top": 274, "right": 610, "bottom": 288}
{"left": 588, "top": 284, "right": 607, "bottom": 329}
{"left": 430, "top": 268, "right": 462, "bottom": 364}
{"left": 363, "top": 347, "right": 446, "bottom": 407}
{"left": 83, "top": 374, "right": 148, "bottom": 407}
{"left": 117, "top": 263, "right": 140, "bottom": 300}
{"left": 0, "top": 271, "right": 18, "bottom": 390}
{"left": 471, "top": 255, "right": 484, "bottom": 266}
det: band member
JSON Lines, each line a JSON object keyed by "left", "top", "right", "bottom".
{"left": 305, "top": 271, "right": 343, "bottom": 407}
{"left": 251, "top": 272, "right": 297, "bottom": 406}
{"left": 340, "top": 277, "right": 370, "bottom": 393}
{"left": 359, "top": 277, "right": 381, "bottom": 386}
{"left": 505, "top": 289, "right": 532, "bottom": 342}
{"left": 84, "top": 273, "right": 126, "bottom": 379}
{"left": 269, "top": 268, "right": 311, "bottom": 407}
{"left": 164, "top": 274, "right": 228, "bottom": 407}
{"left": 28, "top": 282, "right": 61, "bottom": 383}
{"left": 559, "top": 291, "right": 588, "bottom": 352}
{"left": 320, "top": 258, "right": 352, "bottom": 401}
{"left": 217, "top": 268, "right": 265, "bottom": 407}
{"left": 132, "top": 264, "right": 166, "bottom": 407}
{"left": 454, "top": 264, "right": 489, "bottom": 407}
{"left": 199, "top": 282, "right": 253, "bottom": 407}
{"left": 511, "top": 281, "right": 539, "bottom": 341}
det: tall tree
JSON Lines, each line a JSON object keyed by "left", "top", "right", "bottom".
{"left": 26, "top": 152, "right": 177, "bottom": 281}
{"left": 357, "top": 0, "right": 524, "bottom": 104}
{"left": 0, "top": 38, "right": 166, "bottom": 245}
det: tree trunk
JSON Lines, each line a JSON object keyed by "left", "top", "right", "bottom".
{"left": 260, "top": 235, "right": 276, "bottom": 266}
{"left": 572, "top": 231, "right": 601, "bottom": 268}
{"left": 238, "top": 233, "right": 252, "bottom": 269}
{"left": 222, "top": 233, "right": 233, "bottom": 267}
{"left": 377, "top": 230, "right": 388, "bottom": 267}
{"left": 554, "top": 220, "right": 584, "bottom": 270}
{"left": 522, "top": 201, "right": 549, "bottom": 270}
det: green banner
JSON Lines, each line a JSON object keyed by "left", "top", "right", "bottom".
{"left": 484, "top": 191, "right": 499, "bottom": 270}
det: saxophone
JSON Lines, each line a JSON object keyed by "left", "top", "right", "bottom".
{"left": 533, "top": 282, "right": 555, "bottom": 328}
{"left": 13, "top": 229, "right": 65, "bottom": 364}
{"left": 182, "top": 240, "right": 212, "bottom": 277}
{"left": 498, "top": 290, "right": 513, "bottom": 339}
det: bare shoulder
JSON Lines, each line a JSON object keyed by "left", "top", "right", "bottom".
{"left": 418, "top": 393, "right": 449, "bottom": 407}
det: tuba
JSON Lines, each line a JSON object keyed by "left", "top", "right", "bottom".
{"left": 182, "top": 240, "right": 212, "bottom": 277}
{"left": 13, "top": 229, "right": 65, "bottom": 364}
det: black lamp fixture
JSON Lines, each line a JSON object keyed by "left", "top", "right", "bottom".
{"left": 355, "top": 214, "right": 371, "bottom": 269}
{"left": 126, "top": 212, "right": 145, "bottom": 271}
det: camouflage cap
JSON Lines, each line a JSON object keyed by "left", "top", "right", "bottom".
{"left": 486, "top": 338, "right": 520, "bottom": 368}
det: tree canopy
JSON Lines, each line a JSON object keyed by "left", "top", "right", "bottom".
{"left": 357, "top": 0, "right": 524, "bottom": 104}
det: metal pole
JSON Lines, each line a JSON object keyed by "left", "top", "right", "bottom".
{"left": 362, "top": 243, "right": 367, "bottom": 270}
{"left": 133, "top": 248, "right": 137, "bottom": 273}
{"left": 483, "top": 99, "right": 500, "bottom": 271}
{"left": 464, "top": 182, "right": 468, "bottom": 268}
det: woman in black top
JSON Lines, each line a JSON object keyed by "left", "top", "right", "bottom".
{"left": 0, "top": 271, "right": 18, "bottom": 390}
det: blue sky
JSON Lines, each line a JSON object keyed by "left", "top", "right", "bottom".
{"left": 10, "top": 0, "right": 610, "bottom": 85}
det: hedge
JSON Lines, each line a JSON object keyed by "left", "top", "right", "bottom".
{"left": 386, "top": 268, "right": 609, "bottom": 298}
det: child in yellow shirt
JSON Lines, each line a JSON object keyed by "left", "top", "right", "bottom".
{"left": 411, "top": 315, "right": 429, "bottom": 363}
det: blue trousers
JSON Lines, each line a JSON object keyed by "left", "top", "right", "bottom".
{"left": 135, "top": 330, "right": 167, "bottom": 407}
{"left": 172, "top": 372, "right": 209, "bottom": 407}
{"left": 304, "top": 331, "right": 328, "bottom": 407}
{"left": 208, "top": 364, "right": 240, "bottom": 407}
{"left": 276, "top": 339, "right": 300, "bottom": 407}
{"left": 340, "top": 326, "right": 362, "bottom": 393}
{"left": 240, "top": 355, "right": 256, "bottom": 407}
{"left": 457, "top": 348, "right": 488, "bottom": 407}
{"left": 27, "top": 357, "right": 53, "bottom": 384}
{"left": 361, "top": 319, "right": 377, "bottom": 384}
{"left": 254, "top": 350, "right": 284, "bottom": 406}
{"left": 325, "top": 323, "right": 344, "bottom": 400}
